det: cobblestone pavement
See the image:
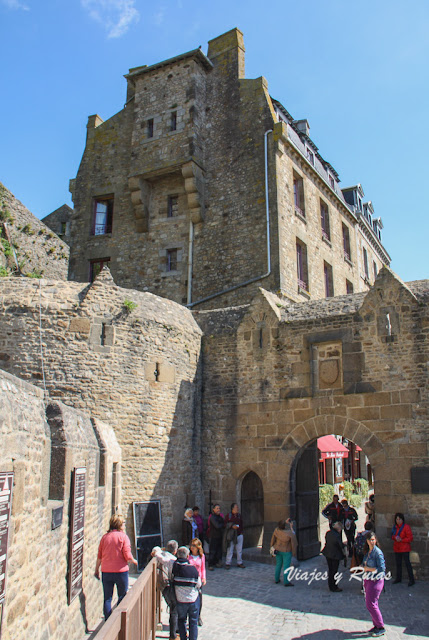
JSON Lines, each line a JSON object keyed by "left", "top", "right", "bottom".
{"left": 156, "top": 554, "right": 429, "bottom": 640}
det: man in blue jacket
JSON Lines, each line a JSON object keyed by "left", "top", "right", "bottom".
{"left": 172, "top": 546, "right": 201, "bottom": 640}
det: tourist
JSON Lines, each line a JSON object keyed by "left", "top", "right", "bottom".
{"left": 152, "top": 540, "right": 179, "bottom": 640}
{"left": 192, "top": 506, "right": 204, "bottom": 538}
{"left": 322, "top": 494, "right": 344, "bottom": 529}
{"left": 224, "top": 503, "right": 246, "bottom": 569}
{"left": 321, "top": 521, "right": 346, "bottom": 592}
{"left": 354, "top": 521, "right": 374, "bottom": 566}
{"left": 189, "top": 538, "right": 206, "bottom": 627}
{"left": 363, "top": 532, "right": 386, "bottom": 637}
{"left": 182, "top": 508, "right": 198, "bottom": 546}
{"left": 365, "top": 494, "right": 375, "bottom": 528}
{"left": 94, "top": 514, "right": 138, "bottom": 619}
{"left": 391, "top": 512, "right": 415, "bottom": 586}
{"left": 341, "top": 498, "right": 358, "bottom": 555}
{"left": 207, "top": 504, "right": 225, "bottom": 570}
{"left": 270, "top": 518, "right": 297, "bottom": 586}
{"left": 172, "top": 546, "right": 201, "bottom": 640}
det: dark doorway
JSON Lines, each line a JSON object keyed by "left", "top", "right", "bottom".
{"left": 291, "top": 441, "right": 320, "bottom": 560}
{"left": 241, "top": 471, "right": 264, "bottom": 548}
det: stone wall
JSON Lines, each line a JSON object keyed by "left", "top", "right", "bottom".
{"left": 42, "top": 204, "right": 73, "bottom": 245}
{"left": 0, "top": 268, "right": 203, "bottom": 544}
{"left": 68, "top": 28, "right": 389, "bottom": 311}
{"left": 0, "top": 369, "right": 120, "bottom": 640}
{"left": 195, "top": 268, "right": 429, "bottom": 577}
{"left": 0, "top": 183, "right": 69, "bottom": 279}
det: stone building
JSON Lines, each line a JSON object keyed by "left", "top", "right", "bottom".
{"left": 42, "top": 203, "right": 73, "bottom": 245}
{"left": 0, "top": 368, "right": 120, "bottom": 640}
{"left": 68, "top": 28, "right": 389, "bottom": 309}
{"left": 0, "top": 183, "right": 69, "bottom": 279}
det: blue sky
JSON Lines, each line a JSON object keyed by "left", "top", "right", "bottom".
{"left": 0, "top": 0, "right": 428, "bottom": 282}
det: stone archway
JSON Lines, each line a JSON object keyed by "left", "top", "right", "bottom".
{"left": 286, "top": 415, "right": 385, "bottom": 559}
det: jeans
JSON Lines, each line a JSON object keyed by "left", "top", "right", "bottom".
{"left": 345, "top": 525, "right": 356, "bottom": 555}
{"left": 226, "top": 534, "right": 244, "bottom": 565}
{"left": 176, "top": 597, "right": 200, "bottom": 640}
{"left": 102, "top": 571, "right": 129, "bottom": 619}
{"left": 395, "top": 551, "right": 414, "bottom": 582}
{"left": 275, "top": 551, "right": 292, "bottom": 585}
{"left": 365, "top": 579, "right": 384, "bottom": 628}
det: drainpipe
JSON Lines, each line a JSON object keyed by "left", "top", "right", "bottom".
{"left": 187, "top": 219, "right": 194, "bottom": 305}
{"left": 186, "top": 128, "right": 273, "bottom": 308}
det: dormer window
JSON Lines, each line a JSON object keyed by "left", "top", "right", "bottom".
{"left": 306, "top": 148, "right": 314, "bottom": 165}
{"left": 329, "top": 175, "right": 335, "bottom": 189}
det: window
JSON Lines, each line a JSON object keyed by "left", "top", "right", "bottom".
{"left": 324, "top": 262, "right": 334, "bottom": 297}
{"left": 373, "top": 261, "right": 378, "bottom": 280}
{"left": 166, "top": 248, "right": 178, "bottom": 271}
{"left": 89, "top": 257, "right": 110, "bottom": 282}
{"left": 170, "top": 111, "right": 177, "bottom": 131}
{"left": 346, "top": 279, "right": 354, "bottom": 294}
{"left": 329, "top": 175, "right": 335, "bottom": 189}
{"left": 306, "top": 148, "right": 314, "bottom": 165}
{"left": 167, "top": 195, "right": 178, "bottom": 218}
{"left": 60, "top": 222, "right": 67, "bottom": 235}
{"left": 147, "top": 118, "right": 154, "bottom": 138}
{"left": 296, "top": 240, "right": 309, "bottom": 292}
{"left": 363, "top": 247, "right": 369, "bottom": 280}
{"left": 342, "top": 224, "right": 351, "bottom": 261}
{"left": 320, "top": 201, "right": 330, "bottom": 241}
{"left": 92, "top": 196, "right": 113, "bottom": 235}
{"left": 293, "top": 173, "right": 305, "bottom": 218}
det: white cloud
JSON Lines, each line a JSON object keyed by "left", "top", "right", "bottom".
{"left": 2, "top": 0, "right": 30, "bottom": 10}
{"left": 152, "top": 5, "right": 165, "bottom": 25}
{"left": 81, "top": 0, "right": 139, "bottom": 39}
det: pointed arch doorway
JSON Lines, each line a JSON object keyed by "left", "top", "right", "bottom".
{"left": 241, "top": 471, "right": 264, "bottom": 548}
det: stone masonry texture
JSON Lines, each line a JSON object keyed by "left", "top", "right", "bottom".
{"left": 0, "top": 182, "right": 69, "bottom": 279}
{"left": 0, "top": 368, "right": 120, "bottom": 640}
{"left": 68, "top": 28, "right": 389, "bottom": 310}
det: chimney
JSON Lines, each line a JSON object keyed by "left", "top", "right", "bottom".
{"left": 207, "top": 28, "right": 245, "bottom": 79}
{"left": 294, "top": 119, "right": 310, "bottom": 137}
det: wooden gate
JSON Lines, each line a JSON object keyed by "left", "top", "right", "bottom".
{"left": 241, "top": 471, "right": 264, "bottom": 548}
{"left": 292, "top": 441, "right": 320, "bottom": 560}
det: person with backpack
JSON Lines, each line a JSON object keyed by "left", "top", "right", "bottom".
{"left": 172, "top": 546, "right": 201, "bottom": 640}
{"left": 224, "top": 503, "right": 245, "bottom": 569}
{"left": 341, "top": 498, "right": 358, "bottom": 555}
{"left": 391, "top": 512, "right": 415, "bottom": 586}
{"left": 152, "top": 540, "right": 179, "bottom": 640}
{"left": 207, "top": 504, "right": 225, "bottom": 570}
{"left": 362, "top": 531, "right": 386, "bottom": 637}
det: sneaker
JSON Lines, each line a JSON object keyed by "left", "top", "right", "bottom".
{"left": 331, "top": 587, "right": 342, "bottom": 592}
{"left": 284, "top": 583, "right": 294, "bottom": 587}
{"left": 408, "top": 580, "right": 415, "bottom": 586}
{"left": 215, "top": 562, "right": 223, "bottom": 568}
{"left": 372, "top": 629, "right": 385, "bottom": 637}
{"left": 367, "top": 627, "right": 377, "bottom": 634}
{"left": 225, "top": 565, "right": 230, "bottom": 570}
{"left": 275, "top": 580, "right": 280, "bottom": 584}
{"left": 237, "top": 563, "right": 246, "bottom": 568}
{"left": 198, "top": 617, "right": 203, "bottom": 627}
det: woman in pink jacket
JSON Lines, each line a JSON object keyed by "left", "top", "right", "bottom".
{"left": 95, "top": 514, "right": 138, "bottom": 619}
{"left": 391, "top": 512, "right": 415, "bottom": 586}
{"left": 189, "top": 538, "right": 206, "bottom": 627}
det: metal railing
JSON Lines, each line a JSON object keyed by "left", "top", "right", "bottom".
{"left": 92, "top": 559, "right": 161, "bottom": 640}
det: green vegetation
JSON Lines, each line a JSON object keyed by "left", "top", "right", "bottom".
{"left": 26, "top": 268, "right": 43, "bottom": 278}
{"left": 0, "top": 266, "right": 10, "bottom": 277}
{"left": 123, "top": 299, "right": 138, "bottom": 313}
{"left": 319, "top": 484, "right": 335, "bottom": 510}
{"left": 22, "top": 224, "right": 35, "bottom": 235}
{"left": 0, "top": 238, "right": 13, "bottom": 257}
{"left": 0, "top": 208, "right": 14, "bottom": 224}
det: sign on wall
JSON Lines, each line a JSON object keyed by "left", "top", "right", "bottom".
{"left": 133, "top": 501, "right": 163, "bottom": 572}
{"left": 68, "top": 467, "right": 86, "bottom": 604}
{"left": 0, "top": 472, "right": 13, "bottom": 638}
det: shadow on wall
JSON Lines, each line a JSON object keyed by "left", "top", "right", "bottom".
{"left": 124, "top": 375, "right": 203, "bottom": 565}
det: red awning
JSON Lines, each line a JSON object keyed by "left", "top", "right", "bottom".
{"left": 317, "top": 435, "right": 349, "bottom": 460}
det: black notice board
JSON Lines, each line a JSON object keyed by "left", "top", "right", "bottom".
{"left": 68, "top": 467, "right": 86, "bottom": 604}
{"left": 133, "top": 500, "right": 163, "bottom": 572}
{"left": 411, "top": 467, "right": 429, "bottom": 494}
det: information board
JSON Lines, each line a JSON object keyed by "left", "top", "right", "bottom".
{"left": 0, "top": 472, "right": 13, "bottom": 606}
{"left": 68, "top": 467, "right": 86, "bottom": 604}
{"left": 133, "top": 500, "right": 163, "bottom": 572}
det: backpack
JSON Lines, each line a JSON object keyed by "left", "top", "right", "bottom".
{"left": 156, "top": 563, "right": 170, "bottom": 592}
{"left": 354, "top": 532, "right": 366, "bottom": 556}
